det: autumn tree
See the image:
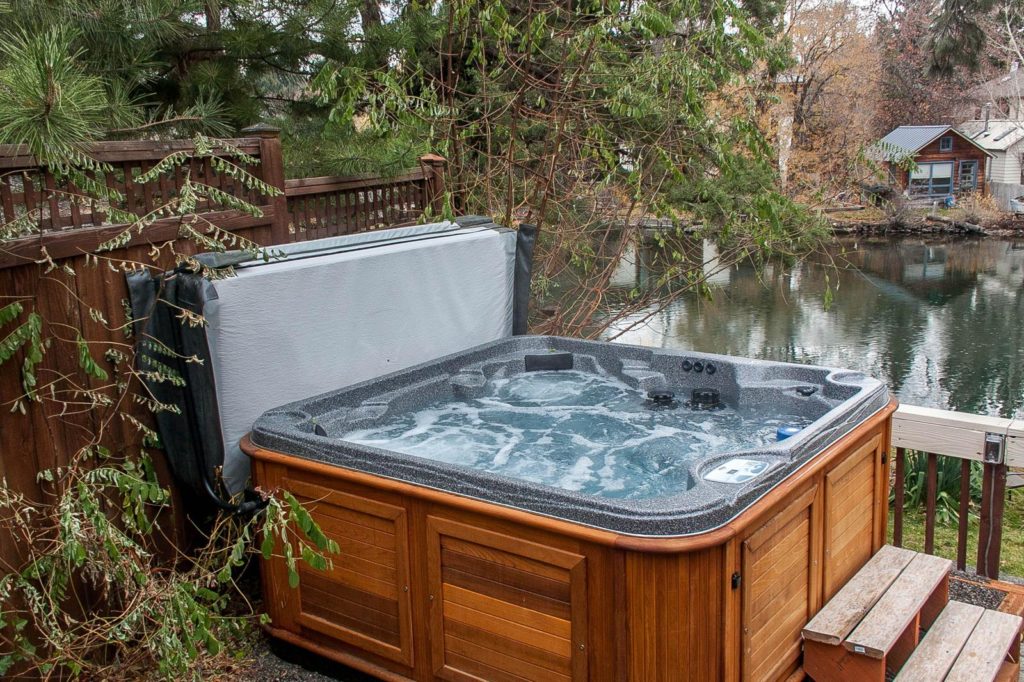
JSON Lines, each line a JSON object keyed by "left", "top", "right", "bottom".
{"left": 873, "top": 0, "right": 996, "bottom": 135}
{"left": 777, "top": 0, "right": 882, "bottom": 200}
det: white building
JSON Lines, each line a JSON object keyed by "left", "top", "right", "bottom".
{"left": 958, "top": 119, "right": 1024, "bottom": 210}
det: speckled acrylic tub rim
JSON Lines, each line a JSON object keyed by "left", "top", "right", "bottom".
{"left": 250, "top": 336, "right": 889, "bottom": 537}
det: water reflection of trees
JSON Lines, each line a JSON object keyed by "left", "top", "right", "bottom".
{"left": 605, "top": 238, "right": 1024, "bottom": 417}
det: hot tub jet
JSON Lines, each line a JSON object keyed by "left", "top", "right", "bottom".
{"left": 688, "top": 387, "right": 722, "bottom": 410}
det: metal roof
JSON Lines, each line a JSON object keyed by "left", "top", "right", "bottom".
{"left": 958, "top": 119, "right": 1024, "bottom": 151}
{"left": 877, "top": 125, "right": 952, "bottom": 159}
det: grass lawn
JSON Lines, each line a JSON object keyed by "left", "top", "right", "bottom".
{"left": 888, "top": 489, "right": 1024, "bottom": 578}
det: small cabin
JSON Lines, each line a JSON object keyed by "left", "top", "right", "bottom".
{"left": 875, "top": 125, "right": 993, "bottom": 199}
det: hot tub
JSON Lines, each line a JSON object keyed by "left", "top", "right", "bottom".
{"left": 245, "top": 336, "right": 895, "bottom": 682}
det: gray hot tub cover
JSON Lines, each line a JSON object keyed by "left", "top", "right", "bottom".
{"left": 128, "top": 217, "right": 530, "bottom": 511}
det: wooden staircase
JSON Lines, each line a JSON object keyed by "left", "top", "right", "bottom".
{"left": 802, "top": 545, "right": 1023, "bottom": 681}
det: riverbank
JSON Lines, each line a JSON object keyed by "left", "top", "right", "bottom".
{"left": 825, "top": 206, "right": 1024, "bottom": 237}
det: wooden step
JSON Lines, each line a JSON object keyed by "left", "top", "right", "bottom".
{"left": 893, "top": 601, "right": 985, "bottom": 681}
{"left": 945, "top": 609, "right": 1022, "bottom": 682}
{"left": 803, "top": 547, "right": 953, "bottom": 682}
{"left": 803, "top": 545, "right": 916, "bottom": 646}
{"left": 843, "top": 552, "right": 953, "bottom": 659}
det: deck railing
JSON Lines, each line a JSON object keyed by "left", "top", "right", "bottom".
{"left": 890, "top": 404, "right": 1024, "bottom": 578}
{"left": 284, "top": 153, "right": 446, "bottom": 238}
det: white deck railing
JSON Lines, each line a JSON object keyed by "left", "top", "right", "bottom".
{"left": 890, "top": 404, "right": 1024, "bottom": 578}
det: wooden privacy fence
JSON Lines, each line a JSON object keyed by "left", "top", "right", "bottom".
{"left": 890, "top": 404, "right": 1024, "bottom": 578}
{"left": 0, "top": 127, "right": 446, "bottom": 524}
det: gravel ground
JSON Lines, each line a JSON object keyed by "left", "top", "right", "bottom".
{"left": 950, "top": 569, "right": 1008, "bottom": 609}
{"left": 237, "top": 637, "right": 374, "bottom": 681}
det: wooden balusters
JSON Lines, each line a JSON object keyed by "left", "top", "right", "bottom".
{"left": 893, "top": 447, "right": 905, "bottom": 547}
{"left": 957, "top": 459, "right": 970, "bottom": 570}
{"left": 924, "top": 453, "right": 938, "bottom": 554}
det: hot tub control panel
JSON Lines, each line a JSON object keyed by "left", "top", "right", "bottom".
{"left": 703, "top": 458, "right": 771, "bottom": 484}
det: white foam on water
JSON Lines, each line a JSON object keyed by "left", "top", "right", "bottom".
{"left": 558, "top": 456, "right": 595, "bottom": 491}
{"left": 339, "top": 370, "right": 815, "bottom": 499}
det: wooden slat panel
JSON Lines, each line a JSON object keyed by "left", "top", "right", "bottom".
{"left": 286, "top": 482, "right": 414, "bottom": 667}
{"left": 302, "top": 502, "right": 397, "bottom": 548}
{"left": 441, "top": 599, "right": 570, "bottom": 657}
{"left": 443, "top": 632, "right": 572, "bottom": 682}
{"left": 741, "top": 484, "right": 821, "bottom": 682}
{"left": 824, "top": 436, "right": 879, "bottom": 597}
{"left": 441, "top": 535, "right": 571, "bottom": 581}
{"left": 442, "top": 565, "right": 571, "bottom": 619}
{"left": 743, "top": 501, "right": 813, "bottom": 682}
{"left": 285, "top": 477, "right": 403, "bottom": 524}
{"left": 426, "top": 515, "right": 586, "bottom": 681}
{"left": 443, "top": 583, "right": 570, "bottom": 638}
{"left": 294, "top": 495, "right": 397, "bottom": 537}
{"left": 299, "top": 570, "right": 399, "bottom": 619}
{"left": 301, "top": 513, "right": 398, "bottom": 563}
{"left": 442, "top": 547, "right": 572, "bottom": 603}
{"left": 444, "top": 617, "right": 572, "bottom": 676}
{"left": 301, "top": 580, "right": 401, "bottom": 646}
{"left": 444, "top": 652, "right": 532, "bottom": 682}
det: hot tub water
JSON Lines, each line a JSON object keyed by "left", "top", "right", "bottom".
{"left": 339, "top": 370, "right": 813, "bottom": 499}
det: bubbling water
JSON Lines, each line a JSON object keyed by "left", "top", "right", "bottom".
{"left": 339, "top": 371, "right": 813, "bottom": 499}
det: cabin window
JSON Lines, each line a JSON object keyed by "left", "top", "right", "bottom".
{"left": 909, "top": 162, "right": 954, "bottom": 196}
{"left": 939, "top": 136, "right": 953, "bottom": 152}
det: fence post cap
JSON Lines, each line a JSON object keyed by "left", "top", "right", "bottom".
{"left": 241, "top": 123, "right": 281, "bottom": 138}
{"left": 419, "top": 153, "right": 446, "bottom": 164}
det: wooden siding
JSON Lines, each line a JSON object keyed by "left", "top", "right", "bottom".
{"left": 988, "top": 149, "right": 1022, "bottom": 185}
{"left": 887, "top": 130, "right": 991, "bottom": 196}
{"left": 249, "top": 401, "right": 896, "bottom": 682}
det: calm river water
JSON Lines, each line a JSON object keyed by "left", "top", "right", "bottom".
{"left": 605, "top": 237, "right": 1024, "bottom": 419}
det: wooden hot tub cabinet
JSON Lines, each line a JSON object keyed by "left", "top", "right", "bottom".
{"left": 244, "top": 400, "right": 895, "bottom": 682}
